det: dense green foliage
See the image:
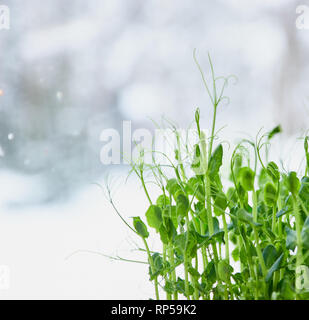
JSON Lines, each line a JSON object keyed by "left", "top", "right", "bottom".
{"left": 109, "top": 52, "right": 309, "bottom": 300}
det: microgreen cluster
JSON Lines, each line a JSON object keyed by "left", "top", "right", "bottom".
{"left": 109, "top": 52, "right": 309, "bottom": 300}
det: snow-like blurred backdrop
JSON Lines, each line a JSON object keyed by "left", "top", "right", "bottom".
{"left": 0, "top": 0, "right": 309, "bottom": 299}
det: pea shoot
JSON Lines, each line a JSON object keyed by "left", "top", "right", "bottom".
{"left": 109, "top": 53, "right": 309, "bottom": 300}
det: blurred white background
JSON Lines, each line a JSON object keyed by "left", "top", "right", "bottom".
{"left": 0, "top": 0, "right": 309, "bottom": 299}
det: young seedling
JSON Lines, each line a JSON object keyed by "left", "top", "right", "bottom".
{"left": 108, "top": 53, "right": 309, "bottom": 300}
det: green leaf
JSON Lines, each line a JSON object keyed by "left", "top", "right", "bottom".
{"left": 305, "top": 136, "right": 309, "bottom": 173}
{"left": 299, "top": 177, "right": 309, "bottom": 212}
{"left": 248, "top": 240, "right": 257, "bottom": 257}
{"left": 156, "top": 195, "right": 170, "bottom": 208}
{"left": 196, "top": 206, "right": 207, "bottom": 225}
{"left": 164, "top": 280, "right": 175, "bottom": 294}
{"left": 208, "top": 144, "right": 223, "bottom": 178}
{"left": 286, "top": 171, "right": 300, "bottom": 196}
{"left": 174, "top": 234, "right": 186, "bottom": 253}
{"left": 301, "top": 216, "right": 309, "bottom": 250}
{"left": 237, "top": 184, "right": 249, "bottom": 204}
{"left": 226, "top": 187, "right": 237, "bottom": 208}
{"left": 207, "top": 229, "right": 225, "bottom": 244}
{"left": 213, "top": 284, "right": 227, "bottom": 300}
{"left": 278, "top": 277, "right": 295, "bottom": 300}
{"left": 239, "top": 246, "right": 248, "bottom": 265}
{"left": 265, "top": 253, "right": 284, "bottom": 282}
{"left": 213, "top": 216, "right": 221, "bottom": 233}
{"left": 163, "top": 205, "right": 178, "bottom": 230}
{"left": 267, "top": 161, "right": 280, "bottom": 182}
{"left": 230, "top": 153, "right": 243, "bottom": 183}
{"left": 145, "top": 205, "right": 163, "bottom": 232}
{"left": 235, "top": 208, "right": 261, "bottom": 226}
{"left": 268, "top": 125, "right": 282, "bottom": 140}
{"left": 133, "top": 217, "right": 149, "bottom": 238}
{"left": 175, "top": 231, "right": 199, "bottom": 259}
{"left": 188, "top": 266, "right": 200, "bottom": 279}
{"left": 163, "top": 217, "right": 177, "bottom": 243}
{"left": 169, "top": 205, "right": 178, "bottom": 229}
{"left": 187, "top": 177, "right": 205, "bottom": 202}
{"left": 176, "top": 277, "right": 194, "bottom": 297}
{"left": 264, "top": 182, "right": 277, "bottom": 207}
{"left": 218, "top": 259, "right": 233, "bottom": 283}
{"left": 258, "top": 167, "right": 272, "bottom": 188}
{"left": 185, "top": 232, "right": 198, "bottom": 258}
{"left": 238, "top": 167, "right": 255, "bottom": 192}
{"left": 159, "top": 225, "right": 169, "bottom": 244}
{"left": 166, "top": 179, "right": 181, "bottom": 197}
{"left": 153, "top": 253, "right": 164, "bottom": 271}
{"left": 149, "top": 253, "right": 164, "bottom": 279}
{"left": 203, "top": 260, "right": 216, "bottom": 285}
{"left": 263, "top": 227, "right": 276, "bottom": 242}
{"left": 232, "top": 272, "right": 244, "bottom": 284}
{"left": 213, "top": 192, "right": 227, "bottom": 216}
{"left": 285, "top": 227, "right": 297, "bottom": 251}
{"left": 176, "top": 194, "right": 189, "bottom": 219}
{"left": 232, "top": 247, "right": 240, "bottom": 262}
{"left": 262, "top": 244, "right": 278, "bottom": 269}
